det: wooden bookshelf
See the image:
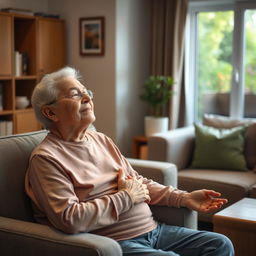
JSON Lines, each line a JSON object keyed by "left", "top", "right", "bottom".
{"left": 0, "top": 12, "right": 66, "bottom": 135}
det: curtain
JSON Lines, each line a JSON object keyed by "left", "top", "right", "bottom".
{"left": 151, "top": 0, "right": 188, "bottom": 129}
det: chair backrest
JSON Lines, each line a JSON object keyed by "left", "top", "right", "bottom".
{"left": 0, "top": 130, "right": 48, "bottom": 222}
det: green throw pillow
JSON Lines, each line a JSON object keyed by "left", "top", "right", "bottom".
{"left": 190, "top": 123, "right": 248, "bottom": 171}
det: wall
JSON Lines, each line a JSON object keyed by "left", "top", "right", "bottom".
{"left": 116, "top": 0, "right": 150, "bottom": 154}
{"left": 0, "top": 0, "right": 150, "bottom": 156}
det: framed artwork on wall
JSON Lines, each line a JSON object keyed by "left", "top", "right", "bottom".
{"left": 79, "top": 16, "right": 105, "bottom": 56}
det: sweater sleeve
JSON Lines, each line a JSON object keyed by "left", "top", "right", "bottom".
{"left": 25, "top": 155, "right": 133, "bottom": 234}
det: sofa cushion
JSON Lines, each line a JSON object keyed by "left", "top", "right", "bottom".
{"left": 178, "top": 168, "right": 256, "bottom": 222}
{"left": 203, "top": 114, "right": 256, "bottom": 169}
{"left": 190, "top": 123, "right": 247, "bottom": 171}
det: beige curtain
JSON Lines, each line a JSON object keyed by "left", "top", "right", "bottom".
{"left": 151, "top": 0, "right": 188, "bottom": 129}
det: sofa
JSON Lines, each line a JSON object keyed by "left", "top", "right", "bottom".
{"left": 0, "top": 130, "right": 197, "bottom": 256}
{"left": 148, "top": 114, "right": 256, "bottom": 224}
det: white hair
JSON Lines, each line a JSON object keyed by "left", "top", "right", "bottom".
{"left": 31, "top": 66, "right": 81, "bottom": 129}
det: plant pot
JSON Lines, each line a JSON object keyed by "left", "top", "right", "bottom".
{"left": 144, "top": 116, "right": 169, "bottom": 137}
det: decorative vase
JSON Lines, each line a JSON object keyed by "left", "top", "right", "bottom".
{"left": 144, "top": 116, "right": 169, "bottom": 137}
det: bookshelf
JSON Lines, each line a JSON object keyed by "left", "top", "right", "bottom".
{"left": 0, "top": 12, "right": 66, "bottom": 136}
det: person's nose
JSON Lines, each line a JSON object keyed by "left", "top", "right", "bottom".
{"left": 81, "top": 92, "right": 92, "bottom": 103}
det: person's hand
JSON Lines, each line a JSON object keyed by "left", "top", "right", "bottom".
{"left": 181, "top": 189, "right": 228, "bottom": 213}
{"left": 117, "top": 169, "right": 151, "bottom": 204}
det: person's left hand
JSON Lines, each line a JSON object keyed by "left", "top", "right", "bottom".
{"left": 181, "top": 189, "right": 228, "bottom": 213}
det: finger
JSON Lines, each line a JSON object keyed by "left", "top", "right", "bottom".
{"left": 118, "top": 169, "right": 125, "bottom": 181}
{"left": 212, "top": 198, "right": 228, "bottom": 204}
{"left": 204, "top": 190, "right": 221, "bottom": 198}
{"left": 145, "top": 195, "right": 151, "bottom": 202}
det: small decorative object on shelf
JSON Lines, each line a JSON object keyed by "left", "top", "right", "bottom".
{"left": 1, "top": 7, "right": 34, "bottom": 16}
{"left": 15, "top": 96, "right": 30, "bottom": 109}
{"left": 34, "top": 12, "right": 60, "bottom": 19}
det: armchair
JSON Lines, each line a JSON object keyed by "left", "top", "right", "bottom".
{"left": 0, "top": 130, "right": 196, "bottom": 256}
{"left": 148, "top": 123, "right": 256, "bottom": 223}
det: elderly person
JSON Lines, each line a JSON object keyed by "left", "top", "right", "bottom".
{"left": 25, "top": 67, "right": 234, "bottom": 256}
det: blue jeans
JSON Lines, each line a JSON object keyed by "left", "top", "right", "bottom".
{"left": 118, "top": 224, "right": 234, "bottom": 256}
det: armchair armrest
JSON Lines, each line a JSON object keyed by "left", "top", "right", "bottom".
{"left": 148, "top": 126, "right": 195, "bottom": 170}
{"left": 0, "top": 216, "right": 122, "bottom": 256}
{"left": 127, "top": 158, "right": 198, "bottom": 230}
{"left": 127, "top": 158, "right": 177, "bottom": 187}
{"left": 150, "top": 206, "right": 198, "bottom": 229}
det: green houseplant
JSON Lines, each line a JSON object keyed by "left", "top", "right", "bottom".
{"left": 140, "top": 75, "right": 173, "bottom": 116}
{"left": 140, "top": 75, "right": 174, "bottom": 136}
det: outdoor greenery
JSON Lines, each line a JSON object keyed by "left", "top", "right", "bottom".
{"left": 198, "top": 10, "right": 256, "bottom": 95}
{"left": 140, "top": 76, "right": 173, "bottom": 117}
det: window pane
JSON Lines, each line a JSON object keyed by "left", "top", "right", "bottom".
{"left": 197, "top": 11, "right": 234, "bottom": 120}
{"left": 244, "top": 9, "right": 256, "bottom": 117}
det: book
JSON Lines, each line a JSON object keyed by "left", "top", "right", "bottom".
{"left": 0, "top": 121, "right": 13, "bottom": 136}
{"left": 0, "top": 121, "right": 6, "bottom": 136}
{"left": 15, "top": 51, "right": 22, "bottom": 76}
{"left": 6, "top": 121, "right": 13, "bottom": 136}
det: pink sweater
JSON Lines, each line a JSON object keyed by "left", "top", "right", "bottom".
{"left": 25, "top": 131, "right": 185, "bottom": 241}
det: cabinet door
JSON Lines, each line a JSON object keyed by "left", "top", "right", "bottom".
{"left": 15, "top": 111, "right": 41, "bottom": 134}
{"left": 37, "top": 18, "right": 66, "bottom": 76}
{"left": 0, "top": 14, "right": 12, "bottom": 76}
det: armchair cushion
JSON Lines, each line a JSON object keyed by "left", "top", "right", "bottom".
{"left": 190, "top": 123, "right": 247, "bottom": 171}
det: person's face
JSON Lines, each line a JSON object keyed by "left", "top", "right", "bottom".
{"left": 43, "top": 77, "right": 96, "bottom": 129}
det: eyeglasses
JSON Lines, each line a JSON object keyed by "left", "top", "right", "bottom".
{"left": 47, "top": 88, "right": 94, "bottom": 105}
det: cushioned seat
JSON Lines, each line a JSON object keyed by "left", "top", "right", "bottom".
{"left": 178, "top": 169, "right": 256, "bottom": 222}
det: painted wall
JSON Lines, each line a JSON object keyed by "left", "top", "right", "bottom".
{"left": 0, "top": 0, "right": 150, "bottom": 156}
{"left": 116, "top": 0, "right": 150, "bottom": 155}
{"left": 48, "top": 0, "right": 117, "bottom": 143}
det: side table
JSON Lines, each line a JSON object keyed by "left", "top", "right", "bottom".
{"left": 213, "top": 197, "right": 256, "bottom": 256}
{"left": 132, "top": 136, "right": 148, "bottom": 159}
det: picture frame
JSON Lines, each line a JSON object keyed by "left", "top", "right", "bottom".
{"left": 79, "top": 16, "right": 105, "bottom": 56}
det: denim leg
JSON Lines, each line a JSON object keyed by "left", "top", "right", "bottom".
{"left": 118, "top": 227, "right": 179, "bottom": 256}
{"left": 155, "top": 224, "right": 234, "bottom": 256}
{"left": 118, "top": 224, "right": 234, "bottom": 256}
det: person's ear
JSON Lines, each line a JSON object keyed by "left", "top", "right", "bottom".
{"left": 41, "top": 105, "right": 58, "bottom": 122}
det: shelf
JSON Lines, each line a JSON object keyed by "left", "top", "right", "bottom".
{"left": 0, "top": 76, "right": 12, "bottom": 80}
{"left": 15, "top": 75, "right": 37, "bottom": 80}
{"left": 0, "top": 110, "right": 13, "bottom": 115}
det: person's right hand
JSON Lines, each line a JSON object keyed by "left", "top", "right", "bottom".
{"left": 117, "top": 169, "right": 151, "bottom": 204}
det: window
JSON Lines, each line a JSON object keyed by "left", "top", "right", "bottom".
{"left": 186, "top": 0, "right": 256, "bottom": 122}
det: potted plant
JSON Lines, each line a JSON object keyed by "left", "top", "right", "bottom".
{"left": 140, "top": 75, "right": 174, "bottom": 136}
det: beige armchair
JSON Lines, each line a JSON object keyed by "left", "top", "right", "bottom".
{"left": 148, "top": 118, "right": 256, "bottom": 224}
{"left": 0, "top": 130, "right": 197, "bottom": 256}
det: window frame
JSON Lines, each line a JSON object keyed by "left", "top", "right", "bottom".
{"left": 186, "top": 0, "right": 256, "bottom": 123}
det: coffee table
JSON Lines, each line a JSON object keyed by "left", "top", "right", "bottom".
{"left": 213, "top": 197, "right": 256, "bottom": 256}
